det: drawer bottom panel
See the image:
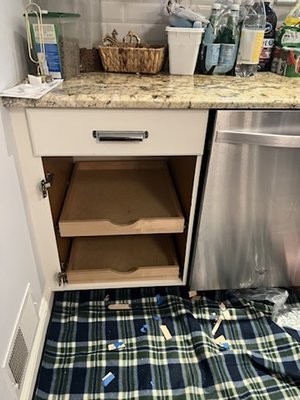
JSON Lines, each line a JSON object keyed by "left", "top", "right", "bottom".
{"left": 67, "top": 235, "right": 179, "bottom": 284}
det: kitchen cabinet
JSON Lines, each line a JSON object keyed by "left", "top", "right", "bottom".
{"left": 9, "top": 108, "right": 208, "bottom": 290}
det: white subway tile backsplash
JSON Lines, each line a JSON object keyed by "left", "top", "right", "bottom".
{"left": 102, "top": 22, "right": 165, "bottom": 45}
{"left": 141, "top": 23, "right": 168, "bottom": 44}
{"left": 39, "top": 0, "right": 80, "bottom": 14}
{"left": 101, "top": 2, "right": 125, "bottom": 23}
{"left": 91, "top": 22, "right": 103, "bottom": 47}
{"left": 81, "top": 0, "right": 102, "bottom": 24}
{"left": 79, "top": 21, "right": 102, "bottom": 48}
{"left": 124, "top": 2, "right": 165, "bottom": 24}
{"left": 103, "top": 22, "right": 144, "bottom": 40}
{"left": 40, "top": 0, "right": 290, "bottom": 49}
{"left": 191, "top": 0, "right": 214, "bottom": 5}
{"left": 275, "top": 5, "right": 292, "bottom": 23}
{"left": 192, "top": 5, "right": 213, "bottom": 18}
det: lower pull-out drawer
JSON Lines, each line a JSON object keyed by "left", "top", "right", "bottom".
{"left": 59, "top": 160, "right": 184, "bottom": 236}
{"left": 66, "top": 235, "right": 179, "bottom": 284}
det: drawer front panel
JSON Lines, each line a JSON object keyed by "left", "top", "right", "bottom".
{"left": 26, "top": 109, "right": 208, "bottom": 156}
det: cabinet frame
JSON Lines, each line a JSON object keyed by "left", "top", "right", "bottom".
{"left": 9, "top": 108, "right": 207, "bottom": 290}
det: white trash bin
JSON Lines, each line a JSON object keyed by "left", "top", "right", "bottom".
{"left": 166, "top": 27, "right": 204, "bottom": 75}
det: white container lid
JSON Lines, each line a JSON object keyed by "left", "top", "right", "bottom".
{"left": 166, "top": 26, "right": 204, "bottom": 33}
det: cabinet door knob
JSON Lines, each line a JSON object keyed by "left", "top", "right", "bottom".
{"left": 92, "top": 130, "right": 149, "bottom": 142}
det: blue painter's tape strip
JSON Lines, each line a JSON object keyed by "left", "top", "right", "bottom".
{"left": 156, "top": 294, "right": 164, "bottom": 306}
{"left": 102, "top": 372, "right": 115, "bottom": 387}
{"left": 141, "top": 324, "right": 149, "bottom": 333}
{"left": 222, "top": 342, "right": 230, "bottom": 350}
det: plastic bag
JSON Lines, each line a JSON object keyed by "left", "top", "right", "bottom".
{"left": 275, "top": 308, "right": 300, "bottom": 331}
{"left": 277, "top": 24, "right": 300, "bottom": 48}
{"left": 283, "top": 0, "right": 300, "bottom": 26}
{"left": 231, "top": 288, "right": 300, "bottom": 332}
{"left": 162, "top": 0, "right": 209, "bottom": 27}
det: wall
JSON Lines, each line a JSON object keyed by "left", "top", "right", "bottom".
{"left": 38, "top": 0, "right": 294, "bottom": 48}
{"left": 100, "top": 0, "right": 211, "bottom": 44}
{"left": 38, "top": 0, "right": 102, "bottom": 48}
{"left": 0, "top": 0, "right": 43, "bottom": 398}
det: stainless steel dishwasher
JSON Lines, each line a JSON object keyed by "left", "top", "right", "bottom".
{"left": 190, "top": 110, "right": 300, "bottom": 290}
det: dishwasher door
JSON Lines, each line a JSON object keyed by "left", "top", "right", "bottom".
{"left": 190, "top": 110, "right": 300, "bottom": 290}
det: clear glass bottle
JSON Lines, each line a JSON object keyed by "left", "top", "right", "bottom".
{"left": 214, "top": 4, "right": 241, "bottom": 74}
{"left": 235, "top": 0, "right": 266, "bottom": 77}
{"left": 197, "top": 2, "right": 222, "bottom": 74}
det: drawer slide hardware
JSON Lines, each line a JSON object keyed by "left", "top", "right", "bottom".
{"left": 93, "top": 130, "right": 148, "bottom": 142}
{"left": 40, "top": 173, "right": 54, "bottom": 198}
{"left": 57, "top": 263, "right": 68, "bottom": 286}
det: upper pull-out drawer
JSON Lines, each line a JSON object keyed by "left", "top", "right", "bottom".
{"left": 26, "top": 109, "right": 208, "bottom": 156}
{"left": 59, "top": 160, "right": 185, "bottom": 236}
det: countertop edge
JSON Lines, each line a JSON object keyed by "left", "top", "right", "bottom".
{"left": 1, "top": 72, "right": 299, "bottom": 110}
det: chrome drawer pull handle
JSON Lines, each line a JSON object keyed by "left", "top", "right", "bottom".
{"left": 216, "top": 130, "right": 300, "bottom": 148}
{"left": 93, "top": 130, "right": 149, "bottom": 142}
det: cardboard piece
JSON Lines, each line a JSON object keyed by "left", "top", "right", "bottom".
{"left": 108, "top": 303, "right": 131, "bottom": 310}
{"left": 212, "top": 316, "right": 224, "bottom": 336}
{"left": 108, "top": 341, "right": 125, "bottom": 351}
{"left": 214, "top": 335, "right": 230, "bottom": 349}
{"left": 160, "top": 325, "right": 172, "bottom": 340}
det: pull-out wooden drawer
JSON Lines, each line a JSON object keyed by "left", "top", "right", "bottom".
{"left": 67, "top": 235, "right": 179, "bottom": 284}
{"left": 59, "top": 160, "right": 184, "bottom": 236}
{"left": 26, "top": 109, "right": 208, "bottom": 156}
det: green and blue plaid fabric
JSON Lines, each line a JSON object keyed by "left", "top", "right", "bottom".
{"left": 34, "top": 287, "right": 300, "bottom": 399}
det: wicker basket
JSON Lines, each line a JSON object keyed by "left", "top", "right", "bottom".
{"left": 99, "top": 44, "right": 166, "bottom": 74}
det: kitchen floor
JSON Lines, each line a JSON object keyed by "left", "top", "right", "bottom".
{"left": 33, "top": 287, "right": 300, "bottom": 399}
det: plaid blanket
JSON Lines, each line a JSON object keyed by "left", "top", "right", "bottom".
{"left": 34, "top": 287, "right": 300, "bottom": 400}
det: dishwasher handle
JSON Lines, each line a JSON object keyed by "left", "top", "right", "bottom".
{"left": 93, "top": 130, "right": 149, "bottom": 142}
{"left": 216, "top": 130, "right": 300, "bottom": 148}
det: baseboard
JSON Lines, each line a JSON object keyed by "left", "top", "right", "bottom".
{"left": 20, "top": 287, "right": 54, "bottom": 400}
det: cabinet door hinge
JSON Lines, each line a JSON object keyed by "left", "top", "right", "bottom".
{"left": 40, "top": 173, "right": 54, "bottom": 198}
{"left": 57, "top": 263, "right": 68, "bottom": 286}
{"left": 55, "top": 224, "right": 60, "bottom": 236}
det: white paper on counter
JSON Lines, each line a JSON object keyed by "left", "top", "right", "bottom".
{"left": 0, "top": 79, "right": 63, "bottom": 99}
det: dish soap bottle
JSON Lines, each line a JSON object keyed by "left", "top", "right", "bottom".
{"left": 258, "top": 1, "right": 277, "bottom": 71}
{"left": 235, "top": 0, "right": 266, "bottom": 77}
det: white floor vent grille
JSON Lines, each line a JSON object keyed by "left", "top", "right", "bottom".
{"left": 8, "top": 328, "right": 29, "bottom": 389}
{"left": 3, "top": 284, "right": 38, "bottom": 397}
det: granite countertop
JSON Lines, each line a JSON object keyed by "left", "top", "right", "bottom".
{"left": 2, "top": 72, "right": 300, "bottom": 109}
